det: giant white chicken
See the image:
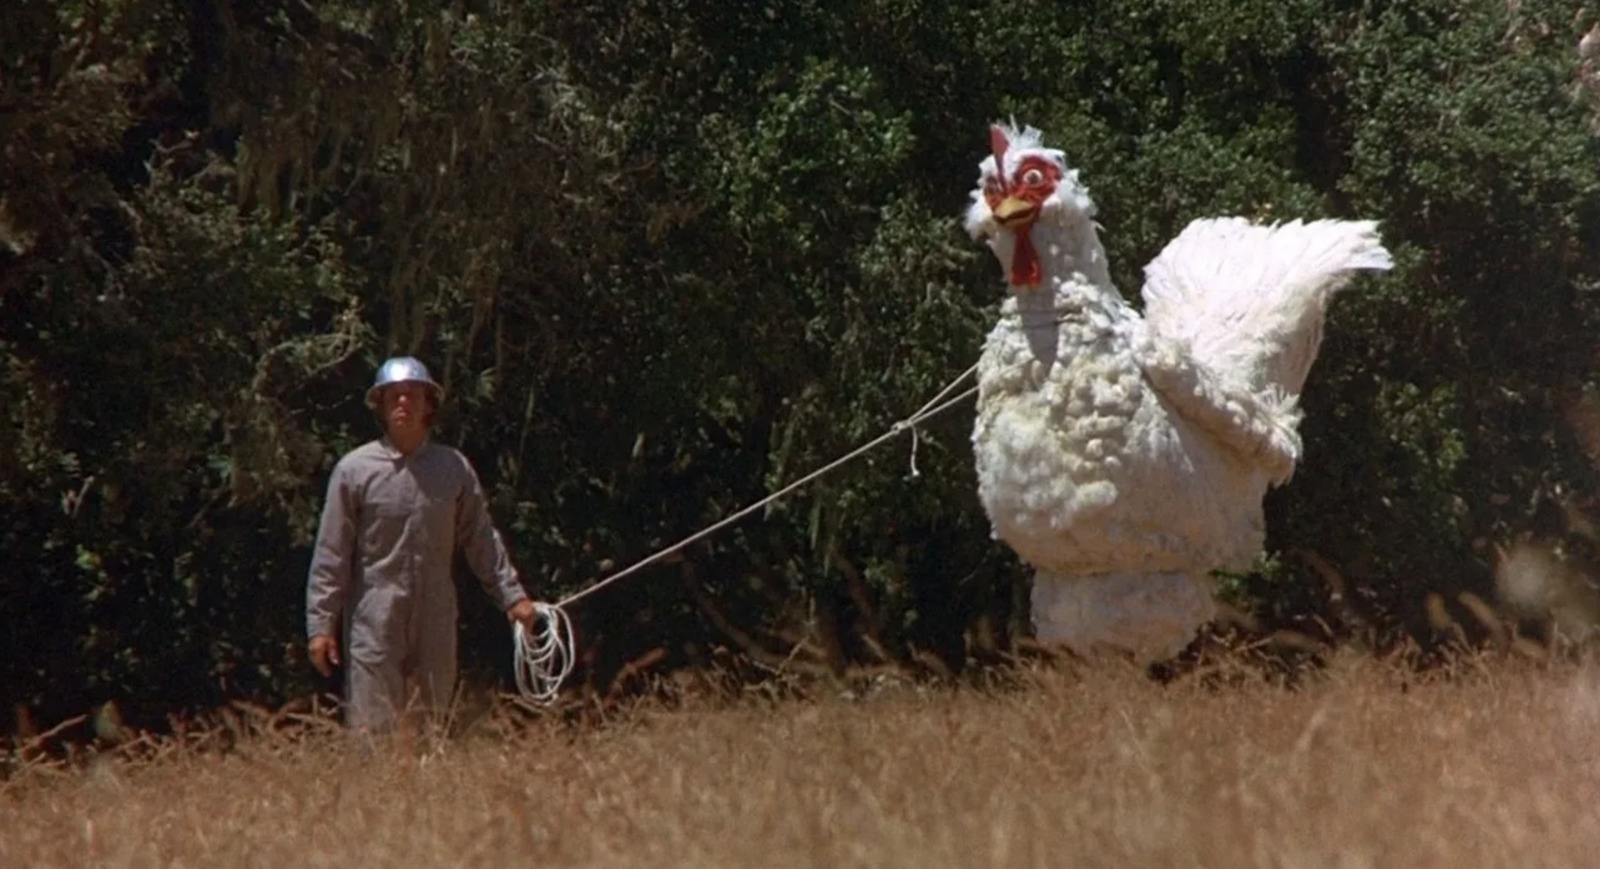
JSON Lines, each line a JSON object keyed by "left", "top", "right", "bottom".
{"left": 966, "top": 122, "right": 1392, "bottom": 661}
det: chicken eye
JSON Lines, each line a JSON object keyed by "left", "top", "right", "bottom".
{"left": 1022, "top": 168, "right": 1045, "bottom": 186}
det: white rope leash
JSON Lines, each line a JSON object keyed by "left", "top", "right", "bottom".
{"left": 510, "top": 363, "right": 981, "bottom": 705}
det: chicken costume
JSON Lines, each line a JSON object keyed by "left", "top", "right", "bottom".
{"left": 966, "top": 124, "right": 1392, "bottom": 660}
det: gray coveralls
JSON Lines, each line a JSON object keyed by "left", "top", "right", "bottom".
{"left": 306, "top": 438, "right": 527, "bottom": 734}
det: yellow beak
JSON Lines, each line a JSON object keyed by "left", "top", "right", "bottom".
{"left": 992, "top": 196, "right": 1037, "bottom": 227}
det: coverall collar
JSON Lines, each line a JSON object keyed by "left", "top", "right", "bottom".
{"left": 378, "top": 434, "right": 432, "bottom": 460}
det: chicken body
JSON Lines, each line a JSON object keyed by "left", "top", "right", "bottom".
{"left": 966, "top": 124, "right": 1391, "bottom": 660}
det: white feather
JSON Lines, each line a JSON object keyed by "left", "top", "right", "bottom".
{"left": 1142, "top": 217, "right": 1393, "bottom": 398}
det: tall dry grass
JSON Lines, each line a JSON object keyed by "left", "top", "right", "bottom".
{"left": 4, "top": 652, "right": 1600, "bottom": 868}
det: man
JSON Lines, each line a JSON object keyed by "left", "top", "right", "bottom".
{"left": 306, "top": 356, "right": 539, "bottom": 735}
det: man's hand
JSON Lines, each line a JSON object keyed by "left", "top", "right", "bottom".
{"left": 308, "top": 634, "right": 341, "bottom": 677}
{"left": 507, "top": 598, "right": 541, "bottom": 631}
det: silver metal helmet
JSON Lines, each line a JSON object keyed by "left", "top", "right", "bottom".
{"left": 365, "top": 356, "right": 445, "bottom": 409}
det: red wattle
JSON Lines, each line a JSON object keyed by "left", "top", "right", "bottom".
{"left": 1010, "top": 229, "right": 1041, "bottom": 287}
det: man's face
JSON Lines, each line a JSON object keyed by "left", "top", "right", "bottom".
{"left": 379, "top": 382, "right": 433, "bottom": 433}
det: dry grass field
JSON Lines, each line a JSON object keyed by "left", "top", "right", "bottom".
{"left": 4, "top": 652, "right": 1600, "bottom": 868}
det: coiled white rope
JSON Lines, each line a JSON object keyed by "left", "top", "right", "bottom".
{"left": 512, "top": 602, "right": 575, "bottom": 705}
{"left": 510, "top": 363, "right": 981, "bottom": 705}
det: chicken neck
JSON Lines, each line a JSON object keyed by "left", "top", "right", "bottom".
{"left": 1006, "top": 215, "right": 1122, "bottom": 366}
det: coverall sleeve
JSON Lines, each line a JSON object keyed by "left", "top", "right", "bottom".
{"left": 456, "top": 459, "right": 530, "bottom": 611}
{"left": 306, "top": 460, "right": 356, "bottom": 638}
